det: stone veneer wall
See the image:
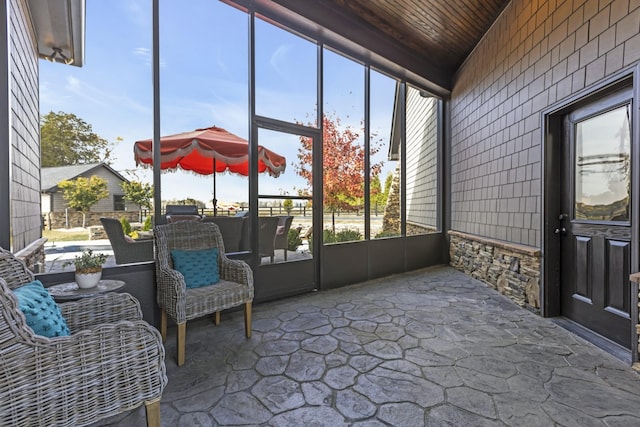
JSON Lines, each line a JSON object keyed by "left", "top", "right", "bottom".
{"left": 45, "top": 211, "right": 140, "bottom": 230}
{"left": 14, "top": 237, "right": 47, "bottom": 273}
{"left": 449, "top": 230, "right": 541, "bottom": 313}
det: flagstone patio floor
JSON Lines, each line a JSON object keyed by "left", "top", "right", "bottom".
{"left": 92, "top": 265, "right": 640, "bottom": 426}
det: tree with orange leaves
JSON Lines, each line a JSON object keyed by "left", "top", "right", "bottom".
{"left": 296, "top": 113, "right": 383, "bottom": 234}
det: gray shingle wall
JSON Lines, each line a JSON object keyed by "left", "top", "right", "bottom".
{"left": 406, "top": 87, "right": 438, "bottom": 230}
{"left": 10, "top": 0, "right": 40, "bottom": 251}
{"left": 450, "top": 0, "right": 639, "bottom": 247}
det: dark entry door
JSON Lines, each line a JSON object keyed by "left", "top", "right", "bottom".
{"left": 560, "top": 88, "right": 632, "bottom": 348}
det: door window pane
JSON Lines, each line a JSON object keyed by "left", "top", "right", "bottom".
{"left": 255, "top": 18, "right": 317, "bottom": 125}
{"left": 574, "top": 105, "right": 630, "bottom": 221}
{"left": 258, "top": 129, "right": 313, "bottom": 264}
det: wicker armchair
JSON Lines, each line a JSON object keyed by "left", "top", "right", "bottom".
{"left": 0, "top": 247, "right": 167, "bottom": 427}
{"left": 100, "top": 217, "right": 154, "bottom": 264}
{"left": 154, "top": 221, "right": 254, "bottom": 366}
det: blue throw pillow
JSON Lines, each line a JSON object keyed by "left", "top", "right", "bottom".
{"left": 171, "top": 247, "right": 219, "bottom": 288}
{"left": 13, "top": 280, "right": 70, "bottom": 338}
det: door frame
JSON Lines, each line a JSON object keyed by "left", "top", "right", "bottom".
{"left": 542, "top": 65, "right": 639, "bottom": 363}
{"left": 250, "top": 115, "right": 322, "bottom": 301}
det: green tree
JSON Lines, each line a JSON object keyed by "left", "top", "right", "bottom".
{"left": 283, "top": 198, "right": 293, "bottom": 214}
{"left": 41, "top": 111, "right": 113, "bottom": 167}
{"left": 58, "top": 176, "right": 109, "bottom": 227}
{"left": 383, "top": 172, "right": 393, "bottom": 203}
{"left": 121, "top": 181, "right": 153, "bottom": 210}
{"left": 370, "top": 174, "right": 384, "bottom": 216}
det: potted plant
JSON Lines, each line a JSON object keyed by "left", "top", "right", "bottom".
{"left": 64, "top": 249, "right": 108, "bottom": 289}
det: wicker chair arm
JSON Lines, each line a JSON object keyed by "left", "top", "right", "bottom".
{"left": 219, "top": 257, "right": 254, "bottom": 287}
{"left": 156, "top": 266, "right": 187, "bottom": 295}
{"left": 0, "top": 321, "right": 167, "bottom": 427}
{"left": 59, "top": 292, "right": 143, "bottom": 332}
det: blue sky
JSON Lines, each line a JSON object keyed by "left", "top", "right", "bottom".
{"left": 40, "top": 0, "right": 396, "bottom": 206}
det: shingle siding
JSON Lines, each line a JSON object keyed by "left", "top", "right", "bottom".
{"left": 450, "top": 0, "right": 640, "bottom": 248}
{"left": 10, "top": 0, "right": 40, "bottom": 251}
{"left": 406, "top": 88, "right": 438, "bottom": 230}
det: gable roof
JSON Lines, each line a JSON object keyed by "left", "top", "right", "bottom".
{"left": 41, "top": 163, "right": 128, "bottom": 192}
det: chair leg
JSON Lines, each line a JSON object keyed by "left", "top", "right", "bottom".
{"left": 284, "top": 249, "right": 287, "bottom": 261}
{"left": 145, "top": 398, "right": 161, "bottom": 427}
{"left": 160, "top": 310, "right": 167, "bottom": 342}
{"left": 177, "top": 322, "right": 186, "bottom": 366}
{"left": 270, "top": 255, "right": 274, "bottom": 263}
{"left": 214, "top": 311, "right": 220, "bottom": 325}
{"left": 244, "top": 302, "right": 252, "bottom": 338}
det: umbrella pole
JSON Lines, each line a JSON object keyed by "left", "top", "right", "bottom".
{"left": 213, "top": 158, "right": 217, "bottom": 216}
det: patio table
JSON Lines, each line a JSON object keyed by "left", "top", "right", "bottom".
{"left": 47, "top": 279, "right": 126, "bottom": 302}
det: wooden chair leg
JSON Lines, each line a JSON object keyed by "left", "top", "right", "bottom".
{"left": 145, "top": 398, "right": 161, "bottom": 427}
{"left": 214, "top": 311, "right": 220, "bottom": 325}
{"left": 160, "top": 310, "right": 167, "bottom": 342}
{"left": 244, "top": 302, "right": 252, "bottom": 338}
{"left": 177, "top": 322, "right": 186, "bottom": 366}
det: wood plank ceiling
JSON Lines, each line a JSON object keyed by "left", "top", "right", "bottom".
{"left": 326, "top": 0, "right": 511, "bottom": 70}
{"left": 268, "top": 0, "right": 511, "bottom": 90}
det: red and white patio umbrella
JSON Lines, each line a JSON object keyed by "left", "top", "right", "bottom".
{"left": 134, "top": 126, "right": 286, "bottom": 210}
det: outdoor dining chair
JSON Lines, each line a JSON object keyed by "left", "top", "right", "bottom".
{"left": 258, "top": 216, "right": 280, "bottom": 263}
{"left": 274, "top": 215, "right": 294, "bottom": 261}
{"left": 0, "top": 247, "right": 167, "bottom": 427}
{"left": 154, "top": 221, "right": 254, "bottom": 366}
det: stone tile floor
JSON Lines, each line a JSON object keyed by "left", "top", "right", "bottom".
{"left": 94, "top": 265, "right": 640, "bottom": 426}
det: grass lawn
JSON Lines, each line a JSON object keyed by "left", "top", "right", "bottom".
{"left": 43, "top": 228, "right": 90, "bottom": 242}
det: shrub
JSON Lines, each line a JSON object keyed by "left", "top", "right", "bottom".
{"left": 142, "top": 215, "right": 153, "bottom": 231}
{"left": 323, "top": 229, "right": 337, "bottom": 244}
{"left": 335, "top": 229, "right": 362, "bottom": 242}
{"left": 308, "top": 228, "right": 362, "bottom": 253}
{"left": 120, "top": 217, "right": 132, "bottom": 236}
{"left": 287, "top": 228, "right": 303, "bottom": 251}
{"left": 374, "top": 229, "right": 400, "bottom": 239}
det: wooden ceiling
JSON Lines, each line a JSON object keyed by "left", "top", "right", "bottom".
{"left": 325, "top": 0, "right": 511, "bottom": 70}
{"left": 267, "top": 0, "right": 511, "bottom": 91}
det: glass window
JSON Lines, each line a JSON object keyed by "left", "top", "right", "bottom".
{"left": 574, "top": 105, "right": 630, "bottom": 222}
{"left": 113, "top": 195, "right": 125, "bottom": 211}
{"left": 370, "top": 70, "right": 398, "bottom": 239}
{"left": 322, "top": 49, "right": 365, "bottom": 244}
{"left": 405, "top": 85, "right": 439, "bottom": 234}
{"left": 159, "top": 1, "right": 248, "bottom": 218}
{"left": 39, "top": 0, "right": 153, "bottom": 272}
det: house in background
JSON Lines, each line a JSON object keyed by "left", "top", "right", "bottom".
{"left": 41, "top": 163, "right": 140, "bottom": 229}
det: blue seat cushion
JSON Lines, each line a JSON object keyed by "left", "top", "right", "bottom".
{"left": 13, "top": 280, "right": 71, "bottom": 338}
{"left": 171, "top": 247, "right": 220, "bottom": 288}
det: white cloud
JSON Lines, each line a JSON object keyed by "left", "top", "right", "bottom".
{"left": 133, "top": 47, "right": 167, "bottom": 68}
{"left": 64, "top": 75, "right": 151, "bottom": 115}
{"left": 269, "top": 44, "right": 292, "bottom": 78}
